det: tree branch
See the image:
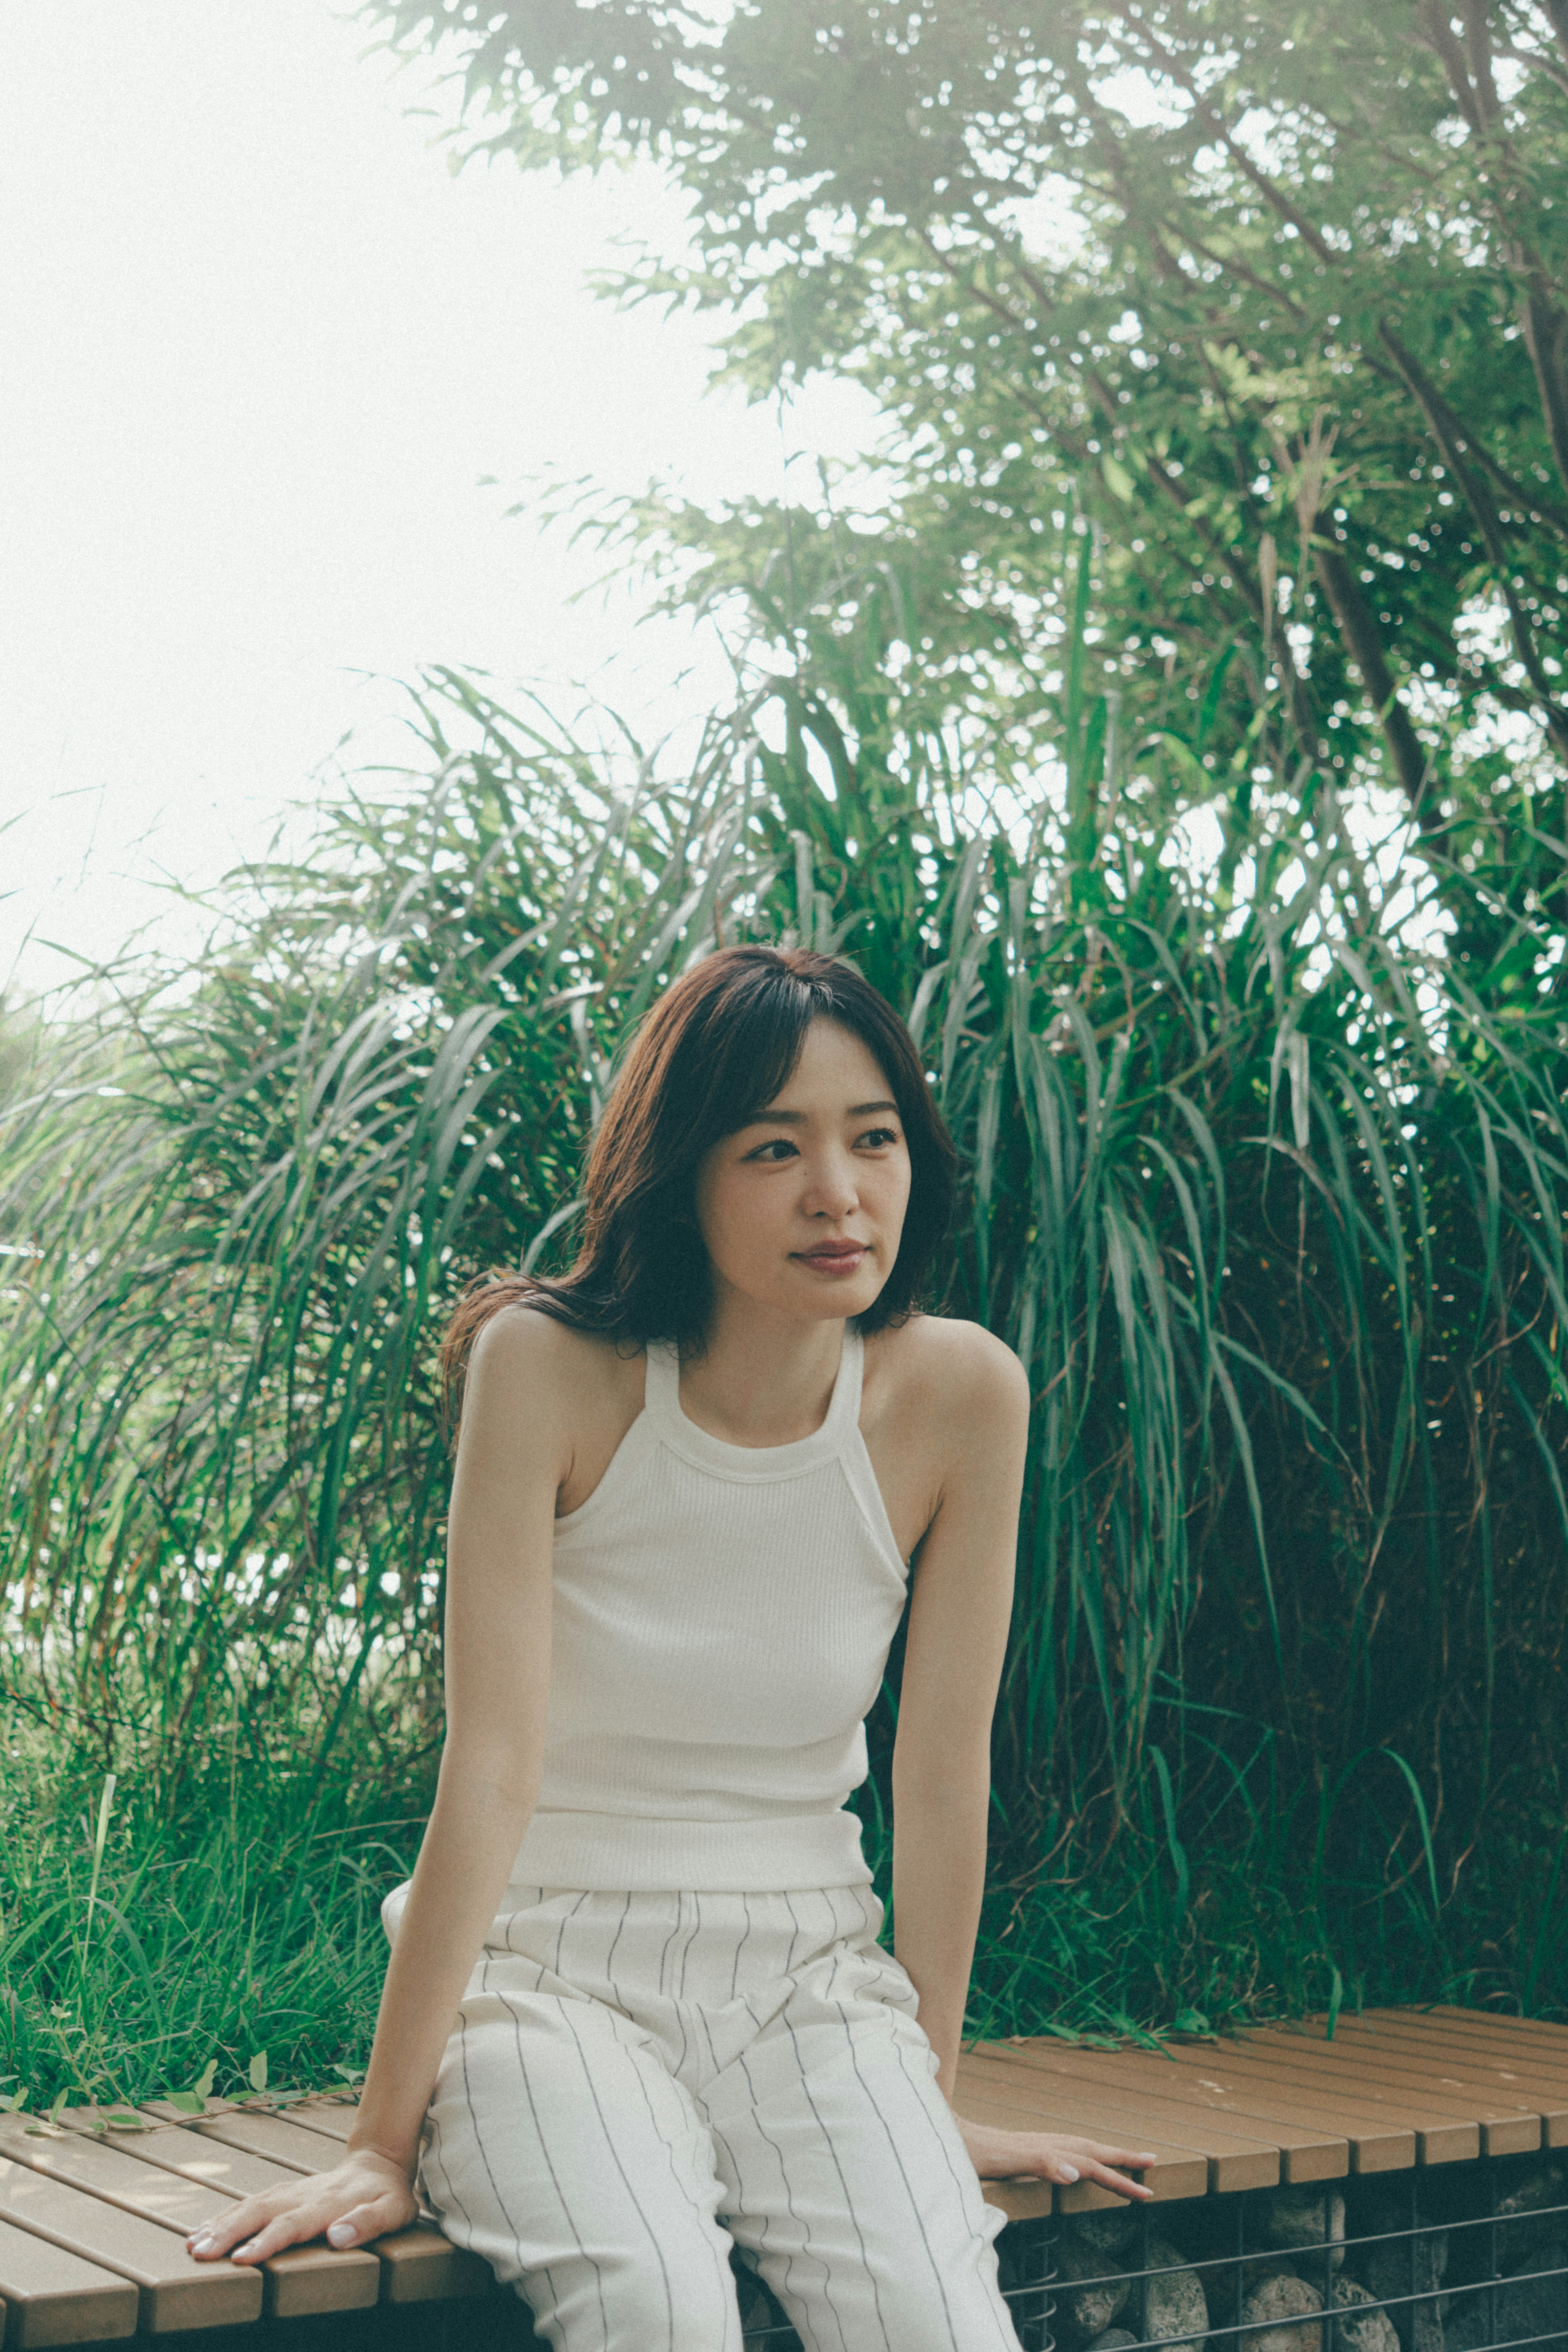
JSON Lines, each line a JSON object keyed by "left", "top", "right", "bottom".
{"left": 1129, "top": 22, "right": 1340, "bottom": 264}
{"left": 1519, "top": 290, "right": 1568, "bottom": 502}
{"left": 1310, "top": 540, "right": 1441, "bottom": 827}
{"left": 1170, "top": 223, "right": 1311, "bottom": 320}
{"left": 1381, "top": 319, "right": 1568, "bottom": 754}
{"left": 1462, "top": 3, "right": 1506, "bottom": 130}
{"left": 1415, "top": 0, "right": 1490, "bottom": 135}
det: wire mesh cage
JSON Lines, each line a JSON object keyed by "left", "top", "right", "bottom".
{"left": 984, "top": 2157, "right": 1567, "bottom": 2352}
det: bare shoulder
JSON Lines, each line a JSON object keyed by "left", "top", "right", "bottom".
{"left": 464, "top": 1303, "right": 638, "bottom": 1424}
{"left": 866, "top": 1313, "right": 1029, "bottom": 1435}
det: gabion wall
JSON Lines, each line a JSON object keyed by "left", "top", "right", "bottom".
{"left": 990, "top": 2157, "right": 1567, "bottom": 2352}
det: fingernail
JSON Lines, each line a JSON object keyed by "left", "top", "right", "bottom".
{"left": 190, "top": 2236, "right": 214, "bottom": 2256}
{"left": 327, "top": 2222, "right": 356, "bottom": 2247}
{"left": 1060, "top": 2164, "right": 1080, "bottom": 2182}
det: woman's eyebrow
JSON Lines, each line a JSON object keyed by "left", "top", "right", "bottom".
{"left": 741, "top": 1097, "right": 899, "bottom": 1127}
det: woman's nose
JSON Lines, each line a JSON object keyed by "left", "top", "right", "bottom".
{"left": 803, "top": 1153, "right": 860, "bottom": 1216}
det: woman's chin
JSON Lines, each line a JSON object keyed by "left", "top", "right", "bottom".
{"left": 783, "top": 1269, "right": 884, "bottom": 1320}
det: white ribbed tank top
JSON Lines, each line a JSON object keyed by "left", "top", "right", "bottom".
{"left": 508, "top": 1327, "right": 910, "bottom": 1894}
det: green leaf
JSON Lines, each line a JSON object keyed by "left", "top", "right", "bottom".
{"left": 167, "top": 2056, "right": 219, "bottom": 2116}
{"left": 247, "top": 2051, "right": 268, "bottom": 2096}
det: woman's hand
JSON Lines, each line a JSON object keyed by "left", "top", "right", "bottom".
{"left": 957, "top": 2117, "right": 1157, "bottom": 2202}
{"left": 185, "top": 2149, "right": 419, "bottom": 2266}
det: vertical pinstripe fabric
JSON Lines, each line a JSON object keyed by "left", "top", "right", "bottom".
{"left": 413, "top": 1882, "right": 1021, "bottom": 2352}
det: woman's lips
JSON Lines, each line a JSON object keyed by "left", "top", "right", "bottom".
{"left": 794, "top": 1243, "right": 868, "bottom": 1277}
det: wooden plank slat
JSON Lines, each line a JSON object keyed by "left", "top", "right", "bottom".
{"left": 137, "top": 2103, "right": 493, "bottom": 2306}
{"left": 372, "top": 2227, "right": 497, "bottom": 2306}
{"left": 1317, "top": 2010, "right": 1568, "bottom": 2072}
{"left": 0, "top": 2213, "right": 139, "bottom": 2349}
{"left": 957, "top": 2049, "right": 1281, "bottom": 2193}
{"left": 136, "top": 2106, "right": 345, "bottom": 2175}
{"left": 1412, "top": 2006, "right": 1568, "bottom": 2053}
{"left": 1364, "top": 2008, "right": 1568, "bottom": 2082}
{"left": 50, "top": 2113, "right": 381, "bottom": 2321}
{"left": 976, "top": 2174, "right": 1055, "bottom": 2224}
{"left": 281, "top": 2101, "right": 354, "bottom": 2144}
{"left": 1267, "top": 2018, "right": 1568, "bottom": 2147}
{"left": 1328, "top": 2013, "right": 1568, "bottom": 2124}
{"left": 0, "top": 2154, "right": 261, "bottom": 2333}
{"left": 973, "top": 2040, "right": 1349, "bottom": 2184}
{"left": 0, "top": 2119, "right": 218, "bottom": 2236}
{"left": 1149, "top": 2038, "right": 1478, "bottom": 2163}
{"left": 1238, "top": 2025, "right": 1543, "bottom": 2156}
{"left": 995, "top": 2040, "right": 1415, "bottom": 2173}
{"left": 60, "top": 2113, "right": 310, "bottom": 2201}
{"left": 1344, "top": 2010, "right": 1568, "bottom": 2063}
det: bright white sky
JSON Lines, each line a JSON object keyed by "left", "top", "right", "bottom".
{"left": 1, "top": 0, "right": 878, "bottom": 998}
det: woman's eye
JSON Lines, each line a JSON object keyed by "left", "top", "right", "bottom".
{"left": 747, "top": 1138, "right": 798, "bottom": 1163}
{"left": 858, "top": 1127, "right": 900, "bottom": 1150}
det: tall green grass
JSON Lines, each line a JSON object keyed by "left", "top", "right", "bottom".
{"left": 3, "top": 615, "right": 1566, "bottom": 2077}
{"left": 0, "top": 1738, "right": 417, "bottom": 2109}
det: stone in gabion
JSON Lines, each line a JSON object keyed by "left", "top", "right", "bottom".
{"left": 1356, "top": 2185, "right": 1448, "bottom": 2272}
{"left": 1145, "top": 2234, "right": 1209, "bottom": 2352}
{"left": 1357, "top": 2211, "right": 1446, "bottom": 2352}
{"left": 1443, "top": 2241, "right": 1568, "bottom": 2352}
{"left": 1254, "top": 2186, "right": 1347, "bottom": 2272}
{"left": 1332, "top": 2274, "right": 1400, "bottom": 2352}
{"left": 1057, "top": 2229, "right": 1133, "bottom": 2340}
{"left": 1072, "top": 2208, "right": 1143, "bottom": 2259}
{"left": 1086, "top": 2334, "right": 1139, "bottom": 2352}
{"left": 1242, "top": 2269, "right": 1323, "bottom": 2352}
{"left": 1498, "top": 2241, "right": 1567, "bottom": 2346}
{"left": 1494, "top": 2164, "right": 1568, "bottom": 2264}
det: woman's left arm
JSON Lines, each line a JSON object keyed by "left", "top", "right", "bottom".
{"left": 891, "top": 1325, "right": 1155, "bottom": 2203}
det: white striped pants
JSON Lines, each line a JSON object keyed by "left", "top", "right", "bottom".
{"left": 412, "top": 1883, "right": 1020, "bottom": 2352}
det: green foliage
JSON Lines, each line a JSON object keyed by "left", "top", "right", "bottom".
{"left": 4, "top": 613, "right": 1565, "bottom": 2027}
{"left": 368, "top": 0, "right": 1568, "bottom": 833}
{"left": 0, "top": 686, "right": 776, "bottom": 1786}
{"left": 2, "top": 1723, "right": 1564, "bottom": 2113}
{"left": 5, "top": 0, "right": 1566, "bottom": 2101}
{"left": 0, "top": 1741, "right": 416, "bottom": 2109}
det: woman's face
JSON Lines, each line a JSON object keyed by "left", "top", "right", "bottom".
{"left": 693, "top": 1017, "right": 912, "bottom": 1324}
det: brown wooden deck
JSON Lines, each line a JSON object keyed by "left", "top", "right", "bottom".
{"left": 0, "top": 2008, "right": 1564, "bottom": 2343}
{"left": 963, "top": 2009, "right": 1568, "bottom": 2221}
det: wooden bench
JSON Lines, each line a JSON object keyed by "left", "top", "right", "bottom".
{"left": 0, "top": 2008, "right": 1563, "bottom": 2346}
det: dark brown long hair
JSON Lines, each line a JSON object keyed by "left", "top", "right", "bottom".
{"left": 440, "top": 947, "right": 958, "bottom": 1414}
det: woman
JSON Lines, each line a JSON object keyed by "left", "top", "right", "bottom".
{"left": 190, "top": 945, "right": 1153, "bottom": 2349}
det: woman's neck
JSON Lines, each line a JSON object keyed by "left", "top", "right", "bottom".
{"left": 675, "top": 1293, "right": 849, "bottom": 1448}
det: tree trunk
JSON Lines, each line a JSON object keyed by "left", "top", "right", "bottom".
{"left": 1311, "top": 542, "right": 1440, "bottom": 831}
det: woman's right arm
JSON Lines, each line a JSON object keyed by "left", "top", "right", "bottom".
{"left": 188, "top": 1307, "right": 572, "bottom": 2266}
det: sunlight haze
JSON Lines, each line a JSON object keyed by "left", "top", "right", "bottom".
{"left": 1, "top": 1, "right": 878, "bottom": 995}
